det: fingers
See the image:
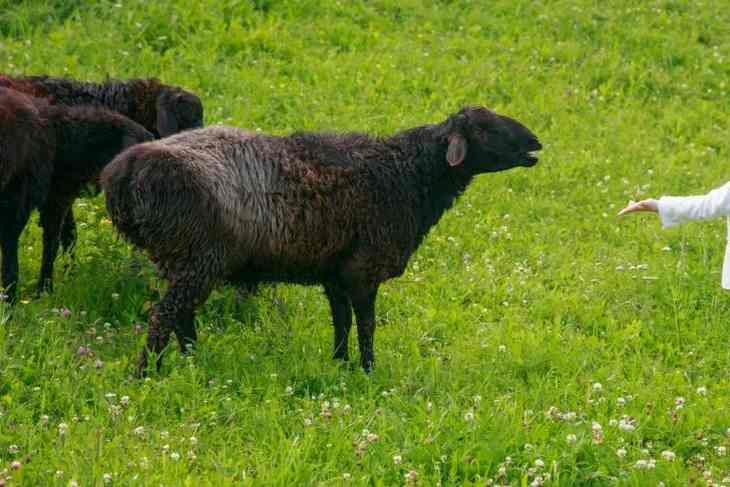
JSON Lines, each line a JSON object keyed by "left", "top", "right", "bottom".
{"left": 617, "top": 199, "right": 658, "bottom": 217}
{"left": 617, "top": 201, "right": 642, "bottom": 216}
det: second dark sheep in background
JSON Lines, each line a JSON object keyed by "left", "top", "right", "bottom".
{"left": 0, "top": 74, "right": 204, "bottom": 268}
{"left": 0, "top": 87, "right": 153, "bottom": 303}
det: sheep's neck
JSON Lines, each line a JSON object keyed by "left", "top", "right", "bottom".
{"left": 386, "top": 127, "right": 474, "bottom": 246}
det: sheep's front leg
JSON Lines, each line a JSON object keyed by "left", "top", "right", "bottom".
{"left": 0, "top": 201, "right": 33, "bottom": 305}
{"left": 37, "top": 198, "right": 73, "bottom": 294}
{"left": 137, "top": 272, "right": 214, "bottom": 377}
{"left": 0, "top": 227, "right": 23, "bottom": 306}
{"left": 351, "top": 288, "right": 378, "bottom": 372}
{"left": 324, "top": 284, "right": 352, "bottom": 361}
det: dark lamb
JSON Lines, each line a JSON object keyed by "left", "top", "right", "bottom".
{"left": 0, "top": 74, "right": 204, "bottom": 271}
{"left": 101, "top": 106, "right": 542, "bottom": 375}
{"left": 0, "top": 87, "right": 153, "bottom": 303}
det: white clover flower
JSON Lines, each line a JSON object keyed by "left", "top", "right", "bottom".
{"left": 618, "top": 417, "right": 636, "bottom": 432}
{"left": 661, "top": 450, "right": 676, "bottom": 461}
{"left": 464, "top": 410, "right": 475, "bottom": 422}
{"left": 616, "top": 448, "right": 627, "bottom": 458}
{"left": 566, "top": 434, "right": 577, "bottom": 444}
{"left": 592, "top": 421, "right": 604, "bottom": 444}
{"left": 393, "top": 454, "right": 402, "bottom": 465}
{"left": 534, "top": 459, "right": 545, "bottom": 469}
{"left": 592, "top": 382, "right": 603, "bottom": 392}
{"left": 58, "top": 422, "right": 69, "bottom": 436}
{"left": 366, "top": 432, "right": 379, "bottom": 443}
{"left": 190, "top": 436, "right": 198, "bottom": 445}
{"left": 716, "top": 446, "right": 727, "bottom": 457}
{"left": 675, "top": 397, "right": 685, "bottom": 409}
{"left": 170, "top": 451, "right": 180, "bottom": 461}
{"left": 561, "top": 411, "right": 577, "bottom": 422}
{"left": 40, "top": 414, "right": 49, "bottom": 425}
{"left": 616, "top": 397, "right": 626, "bottom": 407}
{"left": 498, "top": 345, "right": 507, "bottom": 353}
{"left": 342, "top": 473, "right": 351, "bottom": 480}
{"left": 634, "top": 459, "right": 649, "bottom": 469}
{"left": 7, "top": 445, "right": 18, "bottom": 454}
{"left": 102, "top": 473, "right": 112, "bottom": 484}
{"left": 285, "top": 386, "right": 294, "bottom": 395}
{"left": 697, "top": 386, "right": 707, "bottom": 396}
{"left": 120, "top": 396, "right": 130, "bottom": 406}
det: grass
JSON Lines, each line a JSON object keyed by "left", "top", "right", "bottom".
{"left": 1, "top": 0, "right": 729, "bottom": 484}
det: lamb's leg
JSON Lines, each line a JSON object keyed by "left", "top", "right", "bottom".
{"left": 37, "top": 198, "right": 73, "bottom": 294}
{"left": 137, "top": 272, "right": 214, "bottom": 377}
{"left": 0, "top": 227, "right": 23, "bottom": 306}
{"left": 324, "top": 284, "right": 352, "bottom": 361}
{"left": 0, "top": 202, "right": 33, "bottom": 306}
{"left": 351, "top": 288, "right": 378, "bottom": 372}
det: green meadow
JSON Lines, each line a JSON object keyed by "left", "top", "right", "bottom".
{"left": 1, "top": 0, "right": 729, "bottom": 484}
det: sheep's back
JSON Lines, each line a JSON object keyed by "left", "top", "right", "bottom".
{"left": 105, "top": 125, "right": 365, "bottom": 280}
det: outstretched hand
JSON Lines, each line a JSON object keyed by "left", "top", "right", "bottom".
{"left": 617, "top": 199, "right": 658, "bottom": 217}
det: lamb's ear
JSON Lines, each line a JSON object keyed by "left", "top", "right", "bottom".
{"left": 155, "top": 93, "right": 178, "bottom": 137}
{"left": 446, "top": 134, "right": 467, "bottom": 167}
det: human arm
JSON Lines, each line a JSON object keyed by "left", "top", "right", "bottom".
{"left": 618, "top": 182, "right": 730, "bottom": 228}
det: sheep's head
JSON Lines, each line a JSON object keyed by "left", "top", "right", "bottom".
{"left": 155, "top": 87, "right": 204, "bottom": 137}
{"left": 441, "top": 106, "right": 541, "bottom": 174}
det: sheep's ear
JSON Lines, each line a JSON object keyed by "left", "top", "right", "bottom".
{"left": 155, "top": 94, "right": 178, "bottom": 137}
{"left": 446, "top": 134, "right": 467, "bottom": 167}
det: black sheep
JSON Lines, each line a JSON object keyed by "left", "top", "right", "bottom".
{"left": 0, "top": 75, "right": 203, "bottom": 138}
{"left": 101, "top": 106, "right": 542, "bottom": 375}
{"left": 0, "top": 74, "right": 204, "bottom": 265}
{"left": 0, "top": 87, "right": 153, "bottom": 303}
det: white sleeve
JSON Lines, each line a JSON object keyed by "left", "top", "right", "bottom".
{"left": 658, "top": 182, "right": 730, "bottom": 228}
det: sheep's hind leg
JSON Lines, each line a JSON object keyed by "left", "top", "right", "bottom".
{"left": 350, "top": 287, "right": 378, "bottom": 372}
{"left": 324, "top": 284, "right": 352, "bottom": 361}
{"left": 137, "top": 268, "right": 216, "bottom": 377}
